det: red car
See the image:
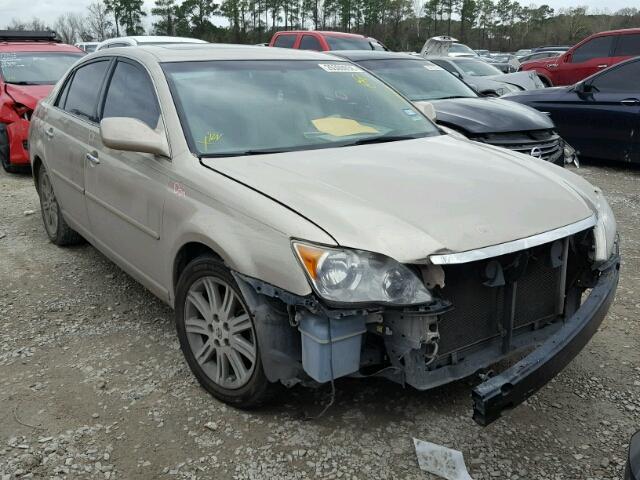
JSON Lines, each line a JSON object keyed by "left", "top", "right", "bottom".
{"left": 269, "top": 30, "right": 386, "bottom": 51}
{"left": 0, "top": 31, "right": 84, "bottom": 172}
{"left": 521, "top": 28, "right": 640, "bottom": 87}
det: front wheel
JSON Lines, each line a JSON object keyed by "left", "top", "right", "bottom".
{"left": 0, "top": 123, "right": 17, "bottom": 173}
{"left": 175, "top": 256, "right": 274, "bottom": 408}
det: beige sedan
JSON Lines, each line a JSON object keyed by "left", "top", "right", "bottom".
{"left": 28, "top": 45, "right": 619, "bottom": 424}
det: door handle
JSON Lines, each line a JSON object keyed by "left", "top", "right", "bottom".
{"left": 620, "top": 98, "right": 640, "bottom": 106}
{"left": 86, "top": 152, "right": 100, "bottom": 165}
{"left": 45, "top": 128, "right": 54, "bottom": 139}
{"left": 597, "top": 64, "right": 608, "bottom": 68}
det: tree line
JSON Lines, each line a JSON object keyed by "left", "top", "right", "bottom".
{"left": 5, "top": 0, "right": 640, "bottom": 52}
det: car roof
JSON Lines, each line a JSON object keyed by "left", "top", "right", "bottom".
{"left": 330, "top": 50, "right": 422, "bottom": 61}
{"left": 275, "top": 30, "right": 368, "bottom": 38}
{"left": 101, "top": 36, "right": 207, "bottom": 45}
{"left": 0, "top": 42, "right": 83, "bottom": 53}
{"left": 91, "top": 43, "right": 340, "bottom": 62}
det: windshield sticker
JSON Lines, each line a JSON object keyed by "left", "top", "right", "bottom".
{"left": 403, "top": 108, "right": 418, "bottom": 117}
{"left": 318, "top": 63, "right": 363, "bottom": 73}
{"left": 352, "top": 74, "right": 375, "bottom": 89}
{"left": 198, "top": 131, "right": 223, "bottom": 151}
{"left": 424, "top": 64, "right": 444, "bottom": 71}
{"left": 312, "top": 117, "right": 378, "bottom": 137}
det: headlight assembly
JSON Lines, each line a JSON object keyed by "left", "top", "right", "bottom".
{"left": 593, "top": 190, "right": 617, "bottom": 262}
{"left": 292, "top": 241, "right": 432, "bottom": 306}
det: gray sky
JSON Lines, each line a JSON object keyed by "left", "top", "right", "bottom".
{"left": 2, "top": 0, "right": 637, "bottom": 31}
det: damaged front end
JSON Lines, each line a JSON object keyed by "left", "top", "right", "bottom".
{"left": 232, "top": 218, "right": 619, "bottom": 425}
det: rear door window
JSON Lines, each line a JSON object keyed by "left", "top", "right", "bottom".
{"left": 273, "top": 34, "right": 296, "bottom": 48}
{"left": 101, "top": 60, "right": 161, "bottom": 129}
{"left": 62, "top": 60, "right": 110, "bottom": 122}
{"left": 299, "top": 35, "right": 322, "bottom": 51}
{"left": 614, "top": 34, "right": 640, "bottom": 57}
{"left": 572, "top": 36, "right": 614, "bottom": 63}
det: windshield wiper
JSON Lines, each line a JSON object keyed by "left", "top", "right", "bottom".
{"left": 201, "top": 147, "right": 291, "bottom": 158}
{"left": 437, "top": 95, "right": 473, "bottom": 100}
{"left": 348, "top": 134, "right": 423, "bottom": 146}
{"left": 5, "top": 81, "right": 40, "bottom": 85}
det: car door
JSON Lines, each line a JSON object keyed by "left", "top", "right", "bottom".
{"left": 584, "top": 60, "right": 640, "bottom": 162}
{"left": 84, "top": 58, "right": 171, "bottom": 298}
{"left": 44, "top": 59, "right": 111, "bottom": 231}
{"left": 547, "top": 60, "right": 640, "bottom": 162}
{"left": 554, "top": 35, "right": 614, "bottom": 85}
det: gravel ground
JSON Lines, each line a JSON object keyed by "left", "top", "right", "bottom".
{"left": 0, "top": 162, "right": 638, "bottom": 480}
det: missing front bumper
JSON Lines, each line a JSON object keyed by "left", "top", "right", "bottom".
{"left": 471, "top": 256, "right": 620, "bottom": 426}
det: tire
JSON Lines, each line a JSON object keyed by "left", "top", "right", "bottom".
{"left": 36, "top": 164, "right": 83, "bottom": 246}
{"left": 538, "top": 76, "right": 552, "bottom": 88}
{"left": 175, "top": 255, "right": 274, "bottom": 408}
{"left": 0, "top": 123, "right": 18, "bottom": 173}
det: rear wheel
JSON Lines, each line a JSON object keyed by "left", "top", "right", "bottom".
{"left": 538, "top": 76, "right": 552, "bottom": 88}
{"left": 37, "top": 165, "right": 83, "bottom": 246}
{"left": 175, "top": 256, "right": 274, "bottom": 408}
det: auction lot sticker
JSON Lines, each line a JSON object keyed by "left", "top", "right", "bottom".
{"left": 318, "top": 63, "right": 363, "bottom": 73}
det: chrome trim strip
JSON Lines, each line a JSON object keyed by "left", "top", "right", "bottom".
{"left": 430, "top": 215, "right": 597, "bottom": 265}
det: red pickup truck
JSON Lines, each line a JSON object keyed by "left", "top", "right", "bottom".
{"left": 521, "top": 28, "right": 640, "bottom": 87}
{"left": 269, "top": 30, "right": 386, "bottom": 52}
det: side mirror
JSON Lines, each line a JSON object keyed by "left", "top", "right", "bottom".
{"left": 414, "top": 101, "right": 437, "bottom": 121}
{"left": 100, "top": 117, "right": 170, "bottom": 157}
{"left": 562, "top": 52, "right": 572, "bottom": 63}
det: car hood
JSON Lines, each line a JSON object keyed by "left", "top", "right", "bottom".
{"left": 468, "top": 71, "right": 544, "bottom": 91}
{"left": 426, "top": 97, "right": 553, "bottom": 134}
{"left": 201, "top": 135, "right": 595, "bottom": 263}
{"left": 4, "top": 84, "right": 53, "bottom": 110}
{"left": 503, "top": 86, "right": 572, "bottom": 103}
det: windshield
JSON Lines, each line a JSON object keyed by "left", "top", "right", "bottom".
{"left": 163, "top": 60, "right": 439, "bottom": 157}
{"left": 358, "top": 59, "right": 477, "bottom": 101}
{"left": 452, "top": 58, "right": 503, "bottom": 76}
{"left": 0, "top": 52, "right": 83, "bottom": 85}
{"left": 326, "top": 36, "right": 376, "bottom": 51}
{"left": 449, "top": 43, "right": 477, "bottom": 55}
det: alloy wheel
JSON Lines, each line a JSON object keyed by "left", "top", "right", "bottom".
{"left": 184, "top": 276, "right": 257, "bottom": 389}
{"left": 39, "top": 171, "right": 59, "bottom": 236}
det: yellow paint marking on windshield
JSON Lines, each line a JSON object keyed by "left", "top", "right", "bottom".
{"left": 312, "top": 117, "right": 379, "bottom": 137}
{"left": 198, "top": 131, "right": 223, "bottom": 151}
{"left": 352, "top": 74, "right": 375, "bottom": 89}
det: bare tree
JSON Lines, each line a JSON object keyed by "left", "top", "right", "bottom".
{"left": 53, "top": 14, "right": 78, "bottom": 44}
{"left": 87, "top": 1, "right": 115, "bottom": 40}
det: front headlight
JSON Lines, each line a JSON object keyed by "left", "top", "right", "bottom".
{"left": 593, "top": 190, "right": 617, "bottom": 262}
{"left": 292, "top": 241, "right": 432, "bottom": 306}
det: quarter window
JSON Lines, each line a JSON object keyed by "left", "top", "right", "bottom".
{"left": 614, "top": 34, "right": 640, "bottom": 57}
{"left": 299, "top": 35, "right": 322, "bottom": 51}
{"left": 273, "top": 34, "right": 296, "bottom": 48}
{"left": 591, "top": 60, "right": 640, "bottom": 93}
{"left": 102, "top": 61, "right": 160, "bottom": 129}
{"left": 572, "top": 36, "right": 614, "bottom": 63}
{"left": 62, "top": 60, "right": 110, "bottom": 122}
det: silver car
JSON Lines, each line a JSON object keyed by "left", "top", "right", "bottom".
{"left": 29, "top": 45, "right": 619, "bottom": 425}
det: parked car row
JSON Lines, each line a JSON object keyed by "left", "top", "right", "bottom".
{"left": 0, "top": 28, "right": 624, "bottom": 426}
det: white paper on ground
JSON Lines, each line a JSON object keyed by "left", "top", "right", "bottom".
{"left": 413, "top": 438, "right": 474, "bottom": 480}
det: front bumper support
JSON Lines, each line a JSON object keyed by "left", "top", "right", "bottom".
{"left": 472, "top": 256, "right": 620, "bottom": 426}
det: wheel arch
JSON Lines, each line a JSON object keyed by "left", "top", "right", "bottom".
{"left": 173, "top": 239, "right": 224, "bottom": 297}
{"left": 32, "top": 154, "right": 44, "bottom": 191}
